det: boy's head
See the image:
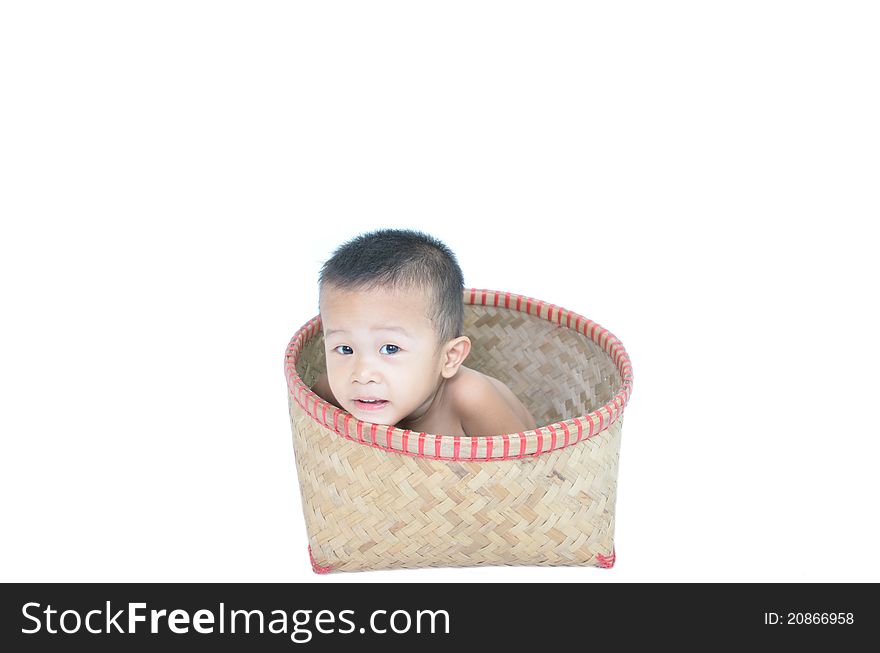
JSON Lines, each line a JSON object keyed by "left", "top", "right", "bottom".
{"left": 318, "top": 229, "right": 471, "bottom": 424}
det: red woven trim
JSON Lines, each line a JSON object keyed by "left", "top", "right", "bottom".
{"left": 284, "top": 289, "right": 634, "bottom": 461}
{"left": 308, "top": 546, "right": 332, "bottom": 574}
{"left": 596, "top": 547, "right": 616, "bottom": 569}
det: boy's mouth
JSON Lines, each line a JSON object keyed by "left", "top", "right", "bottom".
{"left": 353, "top": 398, "right": 388, "bottom": 411}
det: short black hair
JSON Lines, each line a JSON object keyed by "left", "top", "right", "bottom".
{"left": 319, "top": 229, "right": 465, "bottom": 345}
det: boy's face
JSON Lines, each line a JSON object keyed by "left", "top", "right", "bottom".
{"left": 319, "top": 283, "right": 446, "bottom": 426}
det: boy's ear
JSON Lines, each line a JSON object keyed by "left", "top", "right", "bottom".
{"left": 440, "top": 336, "right": 471, "bottom": 378}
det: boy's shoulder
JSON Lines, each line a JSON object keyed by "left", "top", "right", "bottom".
{"left": 452, "top": 365, "right": 513, "bottom": 396}
{"left": 449, "top": 366, "right": 496, "bottom": 404}
{"left": 450, "top": 366, "right": 535, "bottom": 435}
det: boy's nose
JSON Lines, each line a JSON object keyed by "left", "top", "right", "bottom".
{"left": 352, "top": 358, "right": 380, "bottom": 384}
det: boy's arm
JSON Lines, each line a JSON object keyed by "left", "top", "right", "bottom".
{"left": 458, "top": 378, "right": 535, "bottom": 437}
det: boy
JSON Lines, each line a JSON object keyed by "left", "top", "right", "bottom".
{"left": 311, "top": 229, "right": 536, "bottom": 437}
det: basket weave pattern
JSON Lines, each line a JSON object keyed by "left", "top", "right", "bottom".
{"left": 285, "top": 289, "right": 633, "bottom": 572}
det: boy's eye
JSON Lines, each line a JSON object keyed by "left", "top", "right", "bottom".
{"left": 333, "top": 345, "right": 353, "bottom": 355}
{"left": 380, "top": 344, "right": 400, "bottom": 355}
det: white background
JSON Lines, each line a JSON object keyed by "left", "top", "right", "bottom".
{"left": 1, "top": 1, "right": 878, "bottom": 583}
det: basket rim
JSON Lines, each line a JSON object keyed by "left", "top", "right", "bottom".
{"left": 284, "top": 288, "right": 633, "bottom": 461}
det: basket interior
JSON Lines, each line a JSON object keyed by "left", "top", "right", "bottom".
{"left": 295, "top": 303, "right": 621, "bottom": 428}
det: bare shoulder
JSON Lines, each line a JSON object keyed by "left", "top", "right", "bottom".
{"left": 452, "top": 367, "right": 536, "bottom": 435}
{"left": 449, "top": 367, "right": 497, "bottom": 406}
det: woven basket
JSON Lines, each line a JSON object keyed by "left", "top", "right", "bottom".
{"left": 284, "top": 289, "right": 633, "bottom": 573}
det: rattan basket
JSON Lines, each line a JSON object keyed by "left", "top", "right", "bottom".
{"left": 284, "top": 288, "right": 633, "bottom": 573}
